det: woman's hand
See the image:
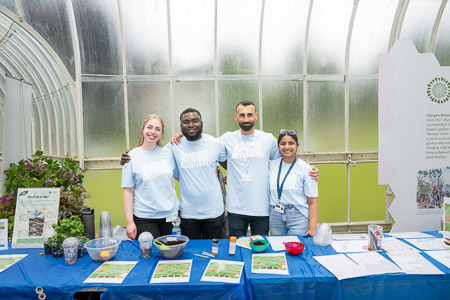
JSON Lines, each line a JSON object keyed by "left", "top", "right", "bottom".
{"left": 170, "top": 132, "right": 184, "bottom": 144}
{"left": 306, "top": 227, "right": 316, "bottom": 237}
{"left": 121, "top": 150, "right": 130, "bottom": 165}
{"left": 126, "top": 222, "right": 137, "bottom": 240}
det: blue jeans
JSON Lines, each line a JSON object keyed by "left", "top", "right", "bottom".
{"left": 269, "top": 205, "right": 309, "bottom": 236}
{"left": 227, "top": 212, "right": 269, "bottom": 237}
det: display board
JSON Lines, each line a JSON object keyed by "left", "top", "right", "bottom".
{"left": 12, "top": 188, "right": 60, "bottom": 248}
{"left": 379, "top": 40, "right": 450, "bottom": 231}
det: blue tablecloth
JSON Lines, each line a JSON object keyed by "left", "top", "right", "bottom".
{"left": 0, "top": 232, "right": 449, "bottom": 300}
{"left": 241, "top": 232, "right": 450, "bottom": 300}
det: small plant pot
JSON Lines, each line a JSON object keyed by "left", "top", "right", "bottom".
{"left": 43, "top": 241, "right": 52, "bottom": 255}
{"left": 77, "top": 246, "right": 84, "bottom": 258}
{"left": 51, "top": 247, "right": 64, "bottom": 258}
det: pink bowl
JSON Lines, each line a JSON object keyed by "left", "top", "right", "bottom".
{"left": 285, "top": 242, "right": 305, "bottom": 255}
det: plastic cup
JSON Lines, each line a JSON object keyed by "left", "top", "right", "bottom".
{"left": 63, "top": 237, "right": 79, "bottom": 265}
{"left": 368, "top": 225, "right": 383, "bottom": 251}
{"left": 138, "top": 231, "right": 153, "bottom": 259}
{"left": 99, "top": 211, "right": 112, "bottom": 238}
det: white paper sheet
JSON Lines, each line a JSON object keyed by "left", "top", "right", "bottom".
{"left": 382, "top": 237, "right": 420, "bottom": 253}
{"left": 332, "top": 233, "right": 367, "bottom": 240}
{"left": 386, "top": 252, "right": 444, "bottom": 275}
{"left": 331, "top": 240, "right": 368, "bottom": 253}
{"left": 266, "top": 236, "right": 300, "bottom": 251}
{"left": 150, "top": 260, "right": 192, "bottom": 283}
{"left": 424, "top": 250, "right": 450, "bottom": 269}
{"left": 404, "top": 238, "right": 450, "bottom": 251}
{"left": 0, "top": 254, "right": 27, "bottom": 272}
{"left": 346, "top": 252, "right": 404, "bottom": 275}
{"left": 200, "top": 259, "right": 244, "bottom": 284}
{"left": 313, "top": 254, "right": 370, "bottom": 280}
{"left": 387, "top": 232, "right": 434, "bottom": 239}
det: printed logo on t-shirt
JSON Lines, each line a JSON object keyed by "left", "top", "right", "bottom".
{"left": 232, "top": 141, "right": 262, "bottom": 159}
{"left": 270, "top": 176, "right": 299, "bottom": 191}
{"left": 180, "top": 151, "right": 209, "bottom": 169}
{"left": 142, "top": 159, "right": 173, "bottom": 181}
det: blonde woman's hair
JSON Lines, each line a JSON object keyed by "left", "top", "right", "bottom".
{"left": 137, "top": 114, "right": 165, "bottom": 147}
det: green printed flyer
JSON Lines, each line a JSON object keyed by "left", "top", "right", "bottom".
{"left": 201, "top": 259, "right": 244, "bottom": 283}
{"left": 251, "top": 252, "right": 289, "bottom": 275}
{"left": 0, "top": 254, "right": 27, "bottom": 272}
{"left": 84, "top": 261, "right": 138, "bottom": 284}
{"left": 150, "top": 259, "right": 192, "bottom": 283}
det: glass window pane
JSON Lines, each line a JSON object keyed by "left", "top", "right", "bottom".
{"left": 400, "top": 0, "right": 441, "bottom": 53}
{"left": 307, "top": 0, "right": 353, "bottom": 74}
{"left": 127, "top": 81, "right": 172, "bottom": 146}
{"left": 218, "top": 0, "right": 261, "bottom": 75}
{"left": 171, "top": 0, "right": 214, "bottom": 75}
{"left": 262, "top": 79, "right": 303, "bottom": 150}
{"left": 82, "top": 82, "right": 125, "bottom": 157}
{"left": 32, "top": 101, "right": 41, "bottom": 151}
{"left": 307, "top": 81, "right": 345, "bottom": 152}
{"left": 350, "top": 163, "right": 386, "bottom": 222}
{"left": 349, "top": 0, "right": 398, "bottom": 74}
{"left": 38, "top": 98, "right": 49, "bottom": 153}
{"left": 173, "top": 81, "right": 216, "bottom": 136}
{"left": 46, "top": 95, "right": 57, "bottom": 155}
{"left": 262, "top": 0, "right": 309, "bottom": 75}
{"left": 121, "top": 0, "right": 169, "bottom": 75}
{"left": 349, "top": 79, "right": 378, "bottom": 151}
{"left": 0, "top": 0, "right": 17, "bottom": 14}
{"left": 434, "top": 3, "right": 450, "bottom": 66}
{"left": 218, "top": 80, "right": 259, "bottom": 135}
{"left": 73, "top": 0, "right": 122, "bottom": 75}
{"left": 317, "top": 164, "right": 347, "bottom": 223}
{"left": 0, "top": 109, "right": 3, "bottom": 152}
{"left": 20, "top": 0, "right": 75, "bottom": 79}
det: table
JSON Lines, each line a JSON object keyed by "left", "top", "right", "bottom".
{"left": 241, "top": 232, "right": 450, "bottom": 300}
{"left": 0, "top": 232, "right": 449, "bottom": 300}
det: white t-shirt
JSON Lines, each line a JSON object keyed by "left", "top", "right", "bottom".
{"left": 167, "top": 134, "right": 227, "bottom": 219}
{"left": 220, "top": 130, "right": 281, "bottom": 216}
{"left": 269, "top": 157, "right": 318, "bottom": 218}
{"left": 121, "top": 146, "right": 179, "bottom": 219}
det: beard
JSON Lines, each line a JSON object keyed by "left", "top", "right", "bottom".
{"left": 239, "top": 121, "right": 254, "bottom": 132}
{"left": 182, "top": 124, "right": 203, "bottom": 141}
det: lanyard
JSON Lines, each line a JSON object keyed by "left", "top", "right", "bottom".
{"left": 277, "top": 158, "right": 296, "bottom": 201}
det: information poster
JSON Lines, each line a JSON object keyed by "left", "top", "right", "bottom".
{"left": 12, "top": 188, "right": 60, "bottom": 248}
{"left": 200, "top": 259, "right": 244, "bottom": 284}
{"left": 251, "top": 253, "right": 288, "bottom": 275}
{"left": 445, "top": 197, "right": 450, "bottom": 242}
{"left": 0, "top": 219, "right": 8, "bottom": 250}
{"left": 84, "top": 261, "right": 138, "bottom": 284}
{"left": 150, "top": 260, "right": 192, "bottom": 283}
{"left": 0, "top": 254, "right": 27, "bottom": 272}
{"left": 379, "top": 40, "right": 450, "bottom": 231}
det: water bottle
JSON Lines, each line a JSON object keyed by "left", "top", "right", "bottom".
{"left": 172, "top": 215, "right": 181, "bottom": 236}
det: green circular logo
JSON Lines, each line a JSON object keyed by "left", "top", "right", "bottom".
{"left": 427, "top": 77, "right": 450, "bottom": 104}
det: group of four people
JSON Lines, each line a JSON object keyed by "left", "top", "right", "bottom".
{"left": 121, "top": 101, "right": 319, "bottom": 240}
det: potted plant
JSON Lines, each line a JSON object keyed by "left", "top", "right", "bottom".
{"left": 48, "top": 216, "right": 89, "bottom": 258}
{"left": 47, "top": 234, "right": 64, "bottom": 258}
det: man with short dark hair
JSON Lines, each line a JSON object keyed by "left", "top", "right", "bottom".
{"left": 220, "top": 101, "right": 319, "bottom": 237}
{"left": 166, "top": 108, "right": 226, "bottom": 239}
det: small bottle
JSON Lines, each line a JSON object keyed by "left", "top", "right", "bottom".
{"left": 172, "top": 215, "right": 181, "bottom": 236}
{"left": 212, "top": 239, "right": 219, "bottom": 256}
{"left": 229, "top": 236, "right": 237, "bottom": 256}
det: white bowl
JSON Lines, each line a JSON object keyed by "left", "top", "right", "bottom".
{"left": 84, "top": 238, "right": 121, "bottom": 261}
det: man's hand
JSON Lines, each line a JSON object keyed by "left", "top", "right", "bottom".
{"left": 120, "top": 150, "right": 130, "bottom": 166}
{"left": 310, "top": 165, "right": 320, "bottom": 182}
{"left": 170, "top": 132, "right": 184, "bottom": 145}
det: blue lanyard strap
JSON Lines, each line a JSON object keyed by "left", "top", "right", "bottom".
{"left": 277, "top": 158, "right": 297, "bottom": 200}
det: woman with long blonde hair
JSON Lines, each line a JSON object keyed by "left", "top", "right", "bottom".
{"left": 121, "top": 114, "right": 179, "bottom": 239}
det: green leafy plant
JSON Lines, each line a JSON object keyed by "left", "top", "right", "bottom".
{"left": 48, "top": 216, "right": 89, "bottom": 248}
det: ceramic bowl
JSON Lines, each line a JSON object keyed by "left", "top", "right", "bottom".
{"left": 250, "top": 239, "right": 269, "bottom": 252}
{"left": 285, "top": 242, "right": 305, "bottom": 255}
